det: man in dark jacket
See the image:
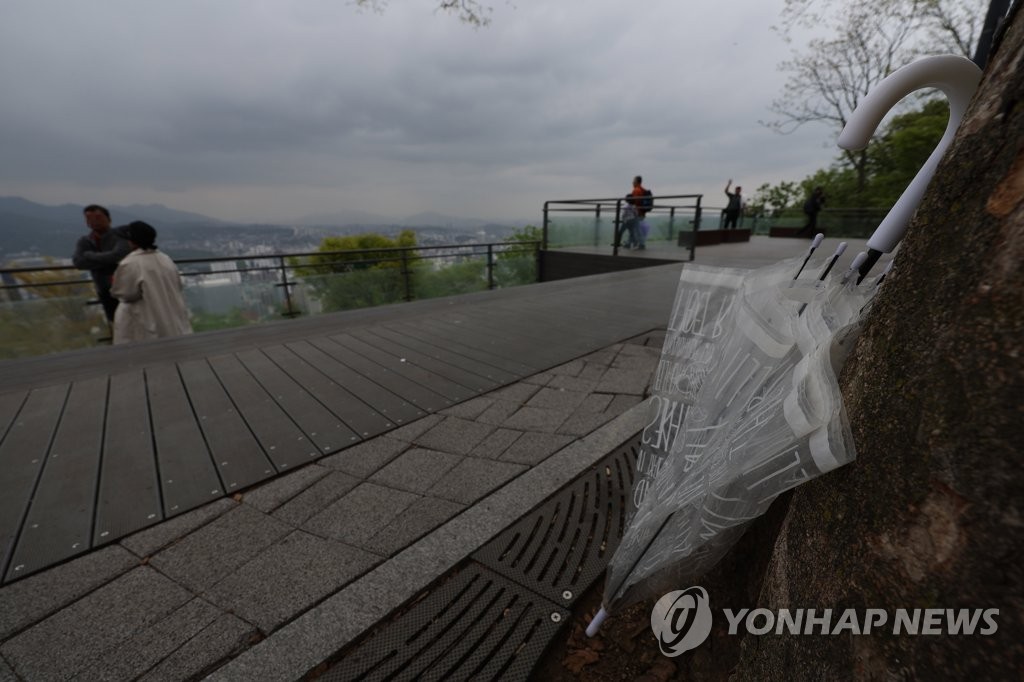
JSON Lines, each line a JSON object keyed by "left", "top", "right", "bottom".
{"left": 72, "top": 204, "right": 131, "bottom": 322}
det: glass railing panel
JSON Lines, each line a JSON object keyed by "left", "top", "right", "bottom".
{"left": 493, "top": 248, "right": 539, "bottom": 288}
{"left": 181, "top": 272, "right": 288, "bottom": 332}
{"left": 290, "top": 266, "right": 408, "bottom": 315}
{"left": 408, "top": 255, "right": 490, "bottom": 300}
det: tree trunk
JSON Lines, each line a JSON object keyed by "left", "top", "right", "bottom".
{"left": 732, "top": 5, "right": 1023, "bottom": 679}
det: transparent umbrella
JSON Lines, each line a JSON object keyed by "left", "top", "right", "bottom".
{"left": 587, "top": 53, "right": 982, "bottom": 635}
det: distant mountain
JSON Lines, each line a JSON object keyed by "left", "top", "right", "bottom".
{"left": 113, "top": 203, "right": 230, "bottom": 226}
{"left": 0, "top": 196, "right": 227, "bottom": 228}
{"left": 398, "top": 212, "right": 493, "bottom": 230}
{"left": 0, "top": 196, "right": 530, "bottom": 262}
{"left": 292, "top": 208, "right": 393, "bottom": 226}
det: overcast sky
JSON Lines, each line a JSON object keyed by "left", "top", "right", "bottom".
{"left": 1, "top": 1, "right": 839, "bottom": 224}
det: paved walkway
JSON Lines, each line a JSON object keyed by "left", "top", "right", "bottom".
{"left": 0, "top": 236, "right": 889, "bottom": 680}
{"left": 0, "top": 331, "right": 661, "bottom": 681}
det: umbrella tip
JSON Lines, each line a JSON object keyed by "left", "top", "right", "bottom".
{"left": 844, "top": 252, "right": 869, "bottom": 284}
{"left": 811, "top": 234, "right": 824, "bottom": 249}
{"left": 834, "top": 241, "right": 848, "bottom": 256}
{"left": 586, "top": 607, "right": 609, "bottom": 637}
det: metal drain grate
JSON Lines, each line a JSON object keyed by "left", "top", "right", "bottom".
{"left": 318, "top": 563, "right": 569, "bottom": 682}
{"left": 472, "top": 435, "right": 640, "bottom": 606}
{"left": 316, "top": 435, "right": 641, "bottom": 681}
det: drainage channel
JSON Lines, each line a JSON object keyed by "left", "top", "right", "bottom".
{"left": 313, "top": 434, "right": 641, "bottom": 681}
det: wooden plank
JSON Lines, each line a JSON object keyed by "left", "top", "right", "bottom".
{"left": 177, "top": 358, "right": 277, "bottom": 493}
{"left": 423, "top": 311, "right": 570, "bottom": 369}
{"left": 260, "top": 345, "right": 395, "bottom": 439}
{"left": 383, "top": 319, "right": 538, "bottom": 376}
{"left": 145, "top": 364, "right": 224, "bottom": 517}
{"left": 409, "top": 317, "right": 549, "bottom": 373}
{"left": 93, "top": 371, "right": 163, "bottom": 546}
{"left": 308, "top": 337, "right": 452, "bottom": 413}
{"left": 5, "top": 378, "right": 106, "bottom": 582}
{"left": 286, "top": 340, "right": 425, "bottom": 427}
{"left": 328, "top": 333, "right": 475, "bottom": 405}
{"left": 0, "top": 384, "right": 68, "bottom": 582}
{"left": 236, "top": 349, "right": 360, "bottom": 453}
{"left": 0, "top": 391, "right": 28, "bottom": 440}
{"left": 346, "top": 327, "right": 503, "bottom": 394}
{"left": 208, "top": 354, "right": 321, "bottom": 471}
{"left": 356, "top": 325, "right": 520, "bottom": 386}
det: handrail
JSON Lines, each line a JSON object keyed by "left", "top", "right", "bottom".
{"left": 1, "top": 240, "right": 540, "bottom": 288}
{"left": 542, "top": 193, "right": 703, "bottom": 260}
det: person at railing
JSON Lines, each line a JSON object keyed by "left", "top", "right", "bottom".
{"left": 797, "top": 186, "right": 827, "bottom": 237}
{"left": 620, "top": 195, "right": 640, "bottom": 249}
{"left": 723, "top": 179, "right": 743, "bottom": 229}
{"left": 72, "top": 204, "right": 131, "bottom": 322}
{"left": 110, "top": 221, "right": 193, "bottom": 344}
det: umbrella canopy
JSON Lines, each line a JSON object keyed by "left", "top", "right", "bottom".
{"left": 594, "top": 251, "right": 880, "bottom": 622}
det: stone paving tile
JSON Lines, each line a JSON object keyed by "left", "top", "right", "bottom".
{"left": 318, "top": 436, "right": 409, "bottom": 478}
{"left": 438, "top": 395, "right": 495, "bottom": 419}
{"left": 469, "top": 427, "right": 522, "bottom": 460}
{"left": 577, "top": 392, "right": 615, "bottom": 413}
{"left": 596, "top": 366, "right": 654, "bottom": 395}
{"left": 427, "top": 458, "right": 527, "bottom": 505}
{"left": 121, "top": 498, "right": 236, "bottom": 558}
{"left": 488, "top": 381, "right": 541, "bottom": 404}
{"left": 386, "top": 414, "right": 443, "bottom": 442}
{"left": 303, "top": 483, "right": 419, "bottom": 547}
{"left": 548, "top": 359, "right": 585, "bottom": 376}
{"left": 499, "top": 431, "right": 575, "bottom": 466}
{"left": 475, "top": 399, "right": 521, "bottom": 425}
{"left": 272, "top": 470, "right": 361, "bottom": 526}
{"left": 579, "top": 362, "right": 610, "bottom": 382}
{"left": 525, "top": 386, "right": 589, "bottom": 412}
{"left": 0, "top": 655, "right": 13, "bottom": 681}
{"left": 149, "top": 504, "right": 292, "bottom": 593}
{"left": 73, "top": 597, "right": 227, "bottom": 681}
{"left": 557, "top": 410, "right": 615, "bottom": 437}
{"left": 0, "top": 544, "right": 139, "bottom": 640}
{"left": 608, "top": 393, "right": 644, "bottom": 413}
{"left": 500, "top": 405, "right": 573, "bottom": 433}
{"left": 521, "top": 372, "right": 553, "bottom": 386}
{"left": 363, "top": 497, "right": 465, "bottom": 556}
{"left": 411, "top": 416, "right": 495, "bottom": 455}
{"left": 546, "top": 373, "right": 600, "bottom": 393}
{"left": 138, "top": 612, "right": 255, "bottom": 682}
{"left": 369, "top": 447, "right": 462, "bottom": 493}
{"left": 203, "top": 530, "right": 378, "bottom": 633}
{"left": 0, "top": 567, "right": 193, "bottom": 682}
{"left": 581, "top": 347, "right": 620, "bottom": 366}
{"left": 240, "top": 465, "right": 331, "bottom": 514}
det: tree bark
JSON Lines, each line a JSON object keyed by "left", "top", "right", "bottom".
{"left": 733, "top": 4, "right": 1023, "bottom": 679}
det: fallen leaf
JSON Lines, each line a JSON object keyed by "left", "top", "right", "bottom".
{"left": 562, "top": 648, "right": 600, "bottom": 674}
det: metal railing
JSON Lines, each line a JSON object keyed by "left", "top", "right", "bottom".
{"left": 0, "top": 240, "right": 541, "bottom": 360}
{"left": 542, "top": 194, "right": 704, "bottom": 260}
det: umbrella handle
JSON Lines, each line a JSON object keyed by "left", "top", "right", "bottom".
{"left": 837, "top": 55, "right": 981, "bottom": 276}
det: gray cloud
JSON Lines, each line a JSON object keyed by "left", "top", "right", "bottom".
{"left": 1, "top": 0, "right": 839, "bottom": 223}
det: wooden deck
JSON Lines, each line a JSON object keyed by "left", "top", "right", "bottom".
{"left": 0, "top": 263, "right": 684, "bottom": 585}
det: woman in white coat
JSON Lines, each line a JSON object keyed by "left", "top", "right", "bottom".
{"left": 110, "top": 221, "right": 193, "bottom": 344}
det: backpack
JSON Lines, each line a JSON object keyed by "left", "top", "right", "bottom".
{"left": 640, "top": 189, "right": 654, "bottom": 212}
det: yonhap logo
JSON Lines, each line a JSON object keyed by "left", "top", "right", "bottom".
{"left": 649, "top": 586, "right": 1000, "bottom": 658}
{"left": 650, "top": 586, "right": 714, "bottom": 656}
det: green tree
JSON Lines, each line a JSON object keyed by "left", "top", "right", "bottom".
{"left": 865, "top": 98, "right": 949, "bottom": 206}
{"left": 494, "top": 225, "right": 541, "bottom": 287}
{"left": 748, "top": 181, "right": 803, "bottom": 218}
{"left": 768, "top": 0, "right": 984, "bottom": 200}
{"left": 291, "top": 230, "right": 420, "bottom": 312}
